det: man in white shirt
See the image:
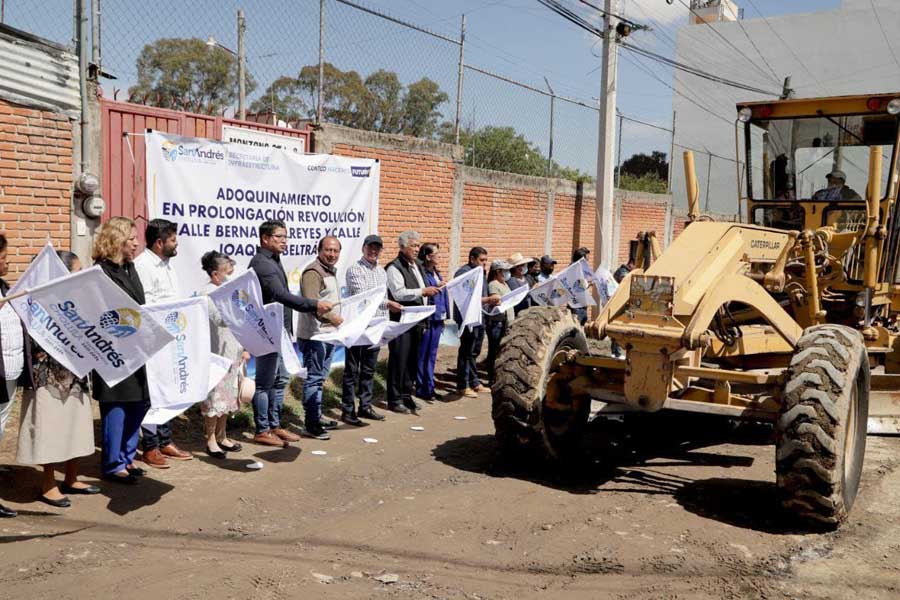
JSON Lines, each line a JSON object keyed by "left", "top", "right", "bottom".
{"left": 133, "top": 219, "right": 192, "bottom": 468}
{"left": 385, "top": 231, "right": 441, "bottom": 413}
{"left": 0, "top": 234, "right": 25, "bottom": 518}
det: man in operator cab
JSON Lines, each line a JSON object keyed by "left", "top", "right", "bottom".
{"left": 812, "top": 169, "right": 862, "bottom": 201}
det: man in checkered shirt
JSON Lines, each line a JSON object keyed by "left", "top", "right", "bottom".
{"left": 340, "top": 234, "right": 402, "bottom": 425}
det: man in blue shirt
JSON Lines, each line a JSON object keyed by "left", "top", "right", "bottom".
{"left": 454, "top": 247, "right": 501, "bottom": 398}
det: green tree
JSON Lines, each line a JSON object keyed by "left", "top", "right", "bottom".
{"left": 400, "top": 78, "right": 448, "bottom": 138}
{"left": 619, "top": 172, "right": 668, "bottom": 194}
{"left": 129, "top": 38, "right": 256, "bottom": 114}
{"left": 621, "top": 150, "right": 669, "bottom": 180}
{"left": 248, "top": 76, "right": 308, "bottom": 123}
{"left": 363, "top": 69, "right": 404, "bottom": 132}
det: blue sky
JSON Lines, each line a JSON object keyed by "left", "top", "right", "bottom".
{"left": 4, "top": 0, "right": 841, "bottom": 174}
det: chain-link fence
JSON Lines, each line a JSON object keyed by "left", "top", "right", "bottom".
{"left": 0, "top": 0, "right": 684, "bottom": 186}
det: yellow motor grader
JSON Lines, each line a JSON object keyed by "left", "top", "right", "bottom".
{"left": 492, "top": 92, "right": 900, "bottom": 528}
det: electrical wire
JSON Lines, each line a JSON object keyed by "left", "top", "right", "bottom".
{"left": 868, "top": 0, "right": 900, "bottom": 76}
{"left": 672, "top": 0, "right": 782, "bottom": 87}
{"left": 731, "top": 10, "right": 780, "bottom": 83}
{"left": 743, "top": 0, "right": 819, "bottom": 87}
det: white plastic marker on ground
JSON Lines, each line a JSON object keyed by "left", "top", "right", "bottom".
{"left": 454, "top": 416, "right": 467, "bottom": 421}
{"left": 312, "top": 286, "right": 386, "bottom": 347}
{"left": 410, "top": 426, "right": 425, "bottom": 431}
{"left": 246, "top": 461, "right": 264, "bottom": 470}
{"left": 483, "top": 284, "right": 529, "bottom": 316}
{"left": 362, "top": 437, "right": 378, "bottom": 444}
{"left": 310, "top": 450, "right": 327, "bottom": 456}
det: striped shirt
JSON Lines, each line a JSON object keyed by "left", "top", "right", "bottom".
{"left": 0, "top": 288, "right": 23, "bottom": 381}
{"left": 346, "top": 257, "right": 389, "bottom": 319}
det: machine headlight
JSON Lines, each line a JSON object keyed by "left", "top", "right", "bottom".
{"left": 738, "top": 107, "right": 752, "bottom": 122}
{"left": 888, "top": 98, "right": 900, "bottom": 116}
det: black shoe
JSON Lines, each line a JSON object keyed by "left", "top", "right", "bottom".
{"left": 387, "top": 404, "right": 410, "bottom": 414}
{"left": 102, "top": 473, "right": 140, "bottom": 485}
{"left": 341, "top": 413, "right": 364, "bottom": 426}
{"left": 40, "top": 495, "right": 71, "bottom": 508}
{"left": 60, "top": 484, "right": 101, "bottom": 495}
{"left": 404, "top": 400, "right": 422, "bottom": 411}
{"left": 320, "top": 418, "right": 339, "bottom": 430}
{"left": 220, "top": 441, "right": 242, "bottom": 453}
{"left": 0, "top": 503, "right": 16, "bottom": 518}
{"left": 126, "top": 466, "right": 146, "bottom": 477}
{"left": 206, "top": 446, "right": 227, "bottom": 459}
{"left": 303, "top": 425, "right": 331, "bottom": 440}
{"left": 358, "top": 407, "right": 385, "bottom": 421}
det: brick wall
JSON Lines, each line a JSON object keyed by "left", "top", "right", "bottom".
{"left": 0, "top": 98, "right": 73, "bottom": 281}
{"left": 314, "top": 124, "right": 681, "bottom": 274}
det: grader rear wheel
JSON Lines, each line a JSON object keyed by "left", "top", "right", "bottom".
{"left": 777, "top": 325, "right": 869, "bottom": 529}
{"left": 491, "top": 307, "right": 590, "bottom": 460}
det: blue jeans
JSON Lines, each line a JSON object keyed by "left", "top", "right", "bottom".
{"left": 416, "top": 320, "right": 444, "bottom": 398}
{"left": 485, "top": 318, "right": 508, "bottom": 385}
{"left": 252, "top": 353, "right": 290, "bottom": 434}
{"left": 298, "top": 339, "right": 335, "bottom": 428}
{"left": 100, "top": 401, "right": 147, "bottom": 475}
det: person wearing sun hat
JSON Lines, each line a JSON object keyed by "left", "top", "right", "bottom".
{"left": 506, "top": 252, "right": 533, "bottom": 314}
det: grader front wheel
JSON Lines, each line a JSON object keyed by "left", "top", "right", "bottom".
{"left": 491, "top": 307, "right": 590, "bottom": 461}
{"left": 777, "top": 325, "right": 869, "bottom": 529}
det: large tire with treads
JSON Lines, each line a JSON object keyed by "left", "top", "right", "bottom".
{"left": 491, "top": 307, "right": 589, "bottom": 460}
{"left": 777, "top": 324, "right": 869, "bottom": 528}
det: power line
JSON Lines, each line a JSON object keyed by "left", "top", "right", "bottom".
{"left": 672, "top": 0, "right": 781, "bottom": 87}
{"left": 731, "top": 10, "right": 779, "bottom": 83}
{"left": 743, "top": 0, "right": 819, "bottom": 87}
{"left": 869, "top": 0, "right": 900, "bottom": 76}
{"left": 620, "top": 42, "right": 780, "bottom": 96}
{"left": 619, "top": 113, "right": 672, "bottom": 133}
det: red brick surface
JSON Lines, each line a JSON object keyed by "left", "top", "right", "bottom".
{"left": 462, "top": 183, "right": 545, "bottom": 267}
{"left": 0, "top": 99, "right": 73, "bottom": 281}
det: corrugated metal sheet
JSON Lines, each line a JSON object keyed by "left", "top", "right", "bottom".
{"left": 0, "top": 24, "right": 79, "bottom": 115}
{"left": 101, "top": 99, "right": 311, "bottom": 234}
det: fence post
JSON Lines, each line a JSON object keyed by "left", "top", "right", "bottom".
{"left": 454, "top": 14, "right": 466, "bottom": 145}
{"left": 237, "top": 9, "right": 246, "bottom": 121}
{"left": 317, "top": 0, "right": 325, "bottom": 124}
{"left": 667, "top": 110, "right": 676, "bottom": 193}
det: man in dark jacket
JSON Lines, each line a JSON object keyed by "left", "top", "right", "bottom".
{"left": 249, "top": 220, "right": 333, "bottom": 447}
{"left": 453, "top": 247, "right": 500, "bottom": 398}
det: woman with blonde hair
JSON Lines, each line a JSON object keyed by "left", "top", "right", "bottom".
{"left": 91, "top": 217, "right": 149, "bottom": 485}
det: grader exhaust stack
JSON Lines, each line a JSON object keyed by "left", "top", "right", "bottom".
{"left": 492, "top": 92, "right": 900, "bottom": 529}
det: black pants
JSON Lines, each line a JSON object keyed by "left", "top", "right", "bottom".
{"left": 456, "top": 325, "right": 485, "bottom": 391}
{"left": 387, "top": 326, "right": 422, "bottom": 408}
{"left": 342, "top": 345, "right": 379, "bottom": 414}
{"left": 140, "top": 421, "right": 171, "bottom": 452}
{"left": 485, "top": 318, "right": 508, "bottom": 385}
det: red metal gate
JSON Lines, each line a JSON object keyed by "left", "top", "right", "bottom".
{"left": 100, "top": 99, "right": 311, "bottom": 240}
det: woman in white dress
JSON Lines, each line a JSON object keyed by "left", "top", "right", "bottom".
{"left": 17, "top": 251, "right": 99, "bottom": 507}
{"left": 200, "top": 251, "right": 248, "bottom": 458}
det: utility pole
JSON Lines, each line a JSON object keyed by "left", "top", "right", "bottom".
{"left": 454, "top": 14, "right": 466, "bottom": 145}
{"left": 594, "top": 0, "right": 619, "bottom": 270}
{"left": 615, "top": 111, "right": 624, "bottom": 187}
{"left": 91, "top": 0, "right": 101, "bottom": 73}
{"left": 317, "top": 0, "right": 325, "bottom": 124}
{"left": 667, "top": 110, "right": 676, "bottom": 193}
{"left": 237, "top": 9, "right": 246, "bottom": 121}
{"left": 544, "top": 76, "right": 555, "bottom": 179}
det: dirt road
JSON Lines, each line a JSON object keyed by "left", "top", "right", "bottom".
{"left": 1, "top": 350, "right": 899, "bottom": 599}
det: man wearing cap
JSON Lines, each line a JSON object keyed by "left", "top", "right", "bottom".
{"left": 341, "top": 234, "right": 401, "bottom": 425}
{"left": 537, "top": 255, "right": 557, "bottom": 283}
{"left": 454, "top": 247, "right": 501, "bottom": 398}
{"left": 506, "top": 252, "right": 533, "bottom": 315}
{"left": 812, "top": 170, "right": 861, "bottom": 202}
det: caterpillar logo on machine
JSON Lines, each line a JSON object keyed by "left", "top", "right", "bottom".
{"left": 750, "top": 239, "right": 781, "bottom": 250}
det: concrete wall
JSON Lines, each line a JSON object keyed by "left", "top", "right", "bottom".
{"left": 671, "top": 0, "right": 900, "bottom": 217}
{"left": 314, "top": 123, "right": 679, "bottom": 273}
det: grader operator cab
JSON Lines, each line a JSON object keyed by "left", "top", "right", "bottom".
{"left": 492, "top": 92, "right": 900, "bottom": 528}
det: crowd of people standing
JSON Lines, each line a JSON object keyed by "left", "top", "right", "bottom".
{"left": 0, "top": 216, "right": 617, "bottom": 519}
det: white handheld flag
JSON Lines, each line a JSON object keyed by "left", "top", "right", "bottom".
{"left": 529, "top": 277, "right": 567, "bottom": 307}
{"left": 311, "top": 286, "right": 385, "bottom": 347}
{"left": 262, "top": 302, "right": 307, "bottom": 377}
{"left": 143, "top": 297, "right": 211, "bottom": 409}
{"left": 484, "top": 285, "right": 529, "bottom": 316}
{"left": 208, "top": 270, "right": 279, "bottom": 356}
{"left": 143, "top": 352, "right": 231, "bottom": 427}
{"left": 557, "top": 259, "right": 596, "bottom": 308}
{"left": 25, "top": 266, "right": 174, "bottom": 385}
{"left": 446, "top": 267, "right": 483, "bottom": 331}
{"left": 377, "top": 306, "right": 435, "bottom": 347}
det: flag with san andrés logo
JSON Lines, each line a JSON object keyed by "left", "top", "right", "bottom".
{"left": 143, "top": 297, "right": 214, "bottom": 409}
{"left": 207, "top": 269, "right": 280, "bottom": 356}
{"left": 529, "top": 277, "right": 567, "bottom": 307}
{"left": 23, "top": 266, "right": 174, "bottom": 386}
{"left": 446, "top": 267, "right": 483, "bottom": 331}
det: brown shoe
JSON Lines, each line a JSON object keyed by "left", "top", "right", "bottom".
{"left": 253, "top": 431, "right": 288, "bottom": 448}
{"left": 462, "top": 388, "right": 478, "bottom": 398}
{"left": 472, "top": 385, "right": 487, "bottom": 393}
{"left": 142, "top": 448, "right": 170, "bottom": 469}
{"left": 160, "top": 443, "right": 192, "bottom": 461}
{"left": 272, "top": 427, "right": 301, "bottom": 442}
